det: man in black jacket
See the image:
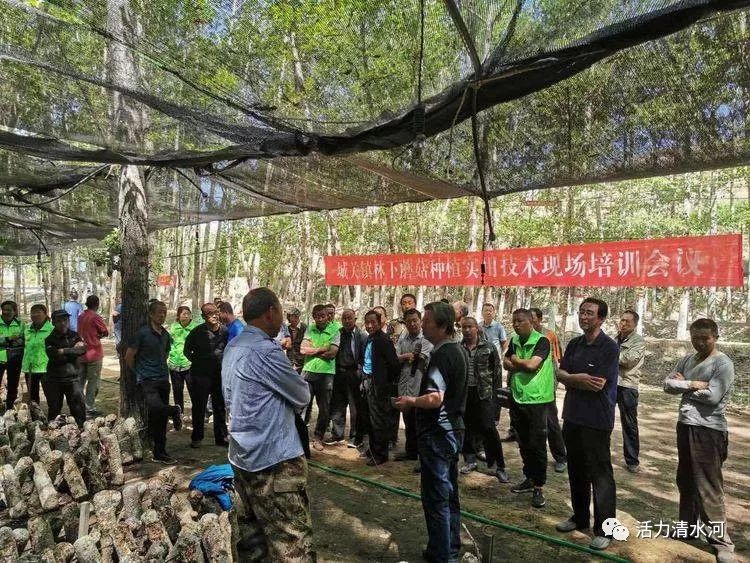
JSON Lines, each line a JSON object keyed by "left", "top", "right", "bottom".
{"left": 184, "top": 303, "right": 229, "bottom": 448}
{"left": 328, "top": 309, "right": 367, "bottom": 446}
{"left": 361, "top": 309, "right": 400, "bottom": 465}
{"left": 44, "top": 310, "right": 87, "bottom": 426}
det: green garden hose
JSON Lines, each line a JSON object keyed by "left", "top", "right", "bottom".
{"left": 308, "top": 460, "right": 630, "bottom": 563}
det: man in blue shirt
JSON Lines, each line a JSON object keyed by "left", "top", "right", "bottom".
{"left": 480, "top": 302, "right": 508, "bottom": 354}
{"left": 124, "top": 300, "right": 182, "bottom": 464}
{"left": 218, "top": 301, "right": 245, "bottom": 342}
{"left": 64, "top": 290, "right": 84, "bottom": 332}
{"left": 222, "top": 287, "right": 313, "bottom": 561}
{"left": 554, "top": 297, "right": 620, "bottom": 551}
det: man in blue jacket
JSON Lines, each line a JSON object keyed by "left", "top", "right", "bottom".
{"left": 223, "top": 287, "right": 313, "bottom": 562}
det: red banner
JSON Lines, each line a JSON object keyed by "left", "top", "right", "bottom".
{"left": 325, "top": 234, "right": 745, "bottom": 287}
{"left": 157, "top": 274, "right": 175, "bottom": 287}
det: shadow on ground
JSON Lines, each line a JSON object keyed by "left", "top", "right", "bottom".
{"left": 77, "top": 343, "right": 750, "bottom": 561}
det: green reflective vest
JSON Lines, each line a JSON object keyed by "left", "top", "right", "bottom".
{"left": 22, "top": 320, "right": 54, "bottom": 373}
{"left": 509, "top": 329, "right": 555, "bottom": 404}
{"left": 0, "top": 317, "right": 24, "bottom": 364}
{"left": 168, "top": 320, "right": 199, "bottom": 369}
{"left": 303, "top": 323, "right": 338, "bottom": 375}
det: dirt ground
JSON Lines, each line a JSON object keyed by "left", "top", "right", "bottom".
{"left": 78, "top": 341, "right": 750, "bottom": 562}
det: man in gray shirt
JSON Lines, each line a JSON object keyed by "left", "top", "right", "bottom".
{"left": 664, "top": 318, "right": 735, "bottom": 563}
{"left": 616, "top": 309, "right": 646, "bottom": 473}
{"left": 394, "top": 308, "right": 432, "bottom": 461}
{"left": 222, "top": 288, "right": 314, "bottom": 561}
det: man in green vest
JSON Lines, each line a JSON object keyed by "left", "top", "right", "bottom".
{"left": 0, "top": 301, "right": 25, "bottom": 411}
{"left": 300, "top": 304, "right": 340, "bottom": 451}
{"left": 503, "top": 308, "right": 556, "bottom": 509}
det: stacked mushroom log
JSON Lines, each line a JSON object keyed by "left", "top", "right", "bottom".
{"left": 0, "top": 403, "right": 239, "bottom": 562}
{"left": 4, "top": 469, "right": 237, "bottom": 562}
{"left": 0, "top": 403, "right": 140, "bottom": 561}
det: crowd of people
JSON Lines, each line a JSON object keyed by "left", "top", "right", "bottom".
{"left": 0, "top": 288, "right": 737, "bottom": 563}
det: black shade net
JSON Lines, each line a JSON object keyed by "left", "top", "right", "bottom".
{"left": 0, "top": 0, "right": 748, "bottom": 254}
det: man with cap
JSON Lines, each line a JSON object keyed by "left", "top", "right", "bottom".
{"left": 64, "top": 290, "right": 84, "bottom": 332}
{"left": 44, "top": 309, "right": 87, "bottom": 426}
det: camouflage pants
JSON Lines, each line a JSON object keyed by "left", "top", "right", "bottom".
{"left": 232, "top": 456, "right": 315, "bottom": 562}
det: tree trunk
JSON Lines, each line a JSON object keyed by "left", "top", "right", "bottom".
{"left": 415, "top": 203, "right": 425, "bottom": 310}
{"left": 636, "top": 291, "right": 646, "bottom": 336}
{"left": 109, "top": 270, "right": 120, "bottom": 335}
{"left": 198, "top": 220, "right": 211, "bottom": 305}
{"left": 117, "top": 167, "right": 149, "bottom": 423}
{"left": 107, "top": 0, "right": 149, "bottom": 423}
{"left": 206, "top": 221, "right": 221, "bottom": 303}
{"left": 62, "top": 254, "right": 70, "bottom": 304}
{"left": 326, "top": 212, "right": 349, "bottom": 306}
{"left": 706, "top": 173, "right": 719, "bottom": 319}
{"left": 14, "top": 258, "right": 22, "bottom": 310}
{"left": 41, "top": 259, "right": 50, "bottom": 311}
{"left": 192, "top": 225, "right": 201, "bottom": 309}
{"left": 384, "top": 208, "right": 399, "bottom": 318}
{"left": 547, "top": 287, "right": 558, "bottom": 332}
{"left": 302, "top": 213, "right": 315, "bottom": 314}
{"left": 676, "top": 289, "right": 690, "bottom": 341}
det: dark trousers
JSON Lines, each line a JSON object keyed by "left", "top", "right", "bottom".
{"left": 562, "top": 421, "right": 616, "bottom": 536}
{"left": 169, "top": 368, "right": 191, "bottom": 412}
{"left": 403, "top": 408, "right": 418, "bottom": 456}
{"left": 463, "top": 387, "right": 505, "bottom": 469}
{"left": 303, "top": 372, "right": 333, "bottom": 441}
{"left": 355, "top": 381, "right": 370, "bottom": 445}
{"left": 138, "top": 378, "right": 178, "bottom": 456}
{"left": 41, "top": 377, "right": 86, "bottom": 426}
{"left": 303, "top": 394, "right": 314, "bottom": 424}
{"left": 0, "top": 359, "right": 22, "bottom": 410}
{"left": 505, "top": 383, "right": 517, "bottom": 437}
{"left": 617, "top": 386, "right": 640, "bottom": 467}
{"left": 296, "top": 367, "right": 314, "bottom": 425}
{"left": 25, "top": 372, "right": 44, "bottom": 404}
{"left": 366, "top": 381, "right": 392, "bottom": 462}
{"left": 512, "top": 401, "right": 550, "bottom": 486}
{"left": 419, "top": 429, "right": 463, "bottom": 563}
{"left": 190, "top": 366, "right": 227, "bottom": 444}
{"left": 546, "top": 401, "right": 567, "bottom": 463}
{"left": 330, "top": 368, "right": 360, "bottom": 441}
{"left": 676, "top": 423, "right": 733, "bottom": 552}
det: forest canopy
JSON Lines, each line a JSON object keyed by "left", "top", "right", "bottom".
{"left": 0, "top": 0, "right": 749, "bottom": 254}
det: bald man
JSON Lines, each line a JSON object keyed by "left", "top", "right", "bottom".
{"left": 328, "top": 309, "right": 367, "bottom": 446}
